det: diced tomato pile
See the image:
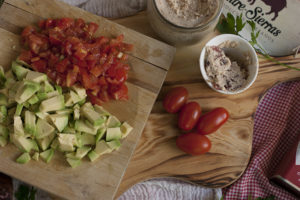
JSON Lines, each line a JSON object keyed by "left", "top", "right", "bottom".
{"left": 19, "top": 18, "right": 133, "bottom": 105}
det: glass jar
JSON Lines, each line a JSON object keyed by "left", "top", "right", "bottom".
{"left": 147, "top": 0, "right": 224, "bottom": 46}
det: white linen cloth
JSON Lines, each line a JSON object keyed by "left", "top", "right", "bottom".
{"left": 13, "top": 1, "right": 222, "bottom": 199}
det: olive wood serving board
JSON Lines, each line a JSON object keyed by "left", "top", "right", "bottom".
{"left": 0, "top": 1, "right": 175, "bottom": 200}
{"left": 113, "top": 12, "right": 300, "bottom": 197}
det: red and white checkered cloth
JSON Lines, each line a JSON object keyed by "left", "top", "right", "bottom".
{"left": 223, "top": 80, "right": 300, "bottom": 199}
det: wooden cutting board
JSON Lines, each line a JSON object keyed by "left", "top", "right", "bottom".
{"left": 113, "top": 12, "right": 300, "bottom": 197}
{"left": 0, "top": 1, "right": 175, "bottom": 200}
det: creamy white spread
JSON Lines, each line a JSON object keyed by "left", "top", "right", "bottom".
{"left": 155, "top": 0, "right": 218, "bottom": 28}
{"left": 205, "top": 46, "right": 247, "bottom": 91}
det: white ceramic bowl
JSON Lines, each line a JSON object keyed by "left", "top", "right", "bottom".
{"left": 199, "top": 34, "right": 259, "bottom": 95}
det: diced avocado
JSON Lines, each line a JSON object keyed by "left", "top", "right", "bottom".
{"left": 106, "top": 116, "right": 121, "bottom": 128}
{"left": 49, "top": 114, "right": 68, "bottom": 132}
{"left": 5, "top": 78, "right": 16, "bottom": 90}
{"left": 82, "top": 102, "right": 94, "bottom": 110}
{"left": 5, "top": 70, "right": 15, "bottom": 79}
{"left": 14, "top": 116, "right": 24, "bottom": 135}
{"left": 14, "top": 104, "right": 23, "bottom": 116}
{"left": 24, "top": 111, "right": 36, "bottom": 136}
{"left": 16, "top": 152, "right": 31, "bottom": 164}
{"left": 23, "top": 102, "right": 30, "bottom": 109}
{"left": 15, "top": 81, "right": 40, "bottom": 104}
{"left": 64, "top": 93, "right": 73, "bottom": 107}
{"left": 73, "top": 104, "right": 80, "bottom": 120}
{"left": 45, "top": 91, "right": 60, "bottom": 98}
{"left": 66, "top": 158, "right": 81, "bottom": 168}
{"left": 39, "top": 95, "right": 65, "bottom": 113}
{"left": 37, "top": 92, "right": 47, "bottom": 101}
{"left": 50, "top": 137, "right": 59, "bottom": 149}
{"left": 75, "top": 120, "right": 97, "bottom": 135}
{"left": 37, "top": 131, "right": 55, "bottom": 151}
{"left": 107, "top": 140, "right": 121, "bottom": 150}
{"left": 35, "top": 111, "right": 49, "bottom": 120}
{"left": 94, "top": 105, "right": 111, "bottom": 116}
{"left": 0, "top": 65, "right": 6, "bottom": 87}
{"left": 0, "top": 136, "right": 8, "bottom": 147}
{"left": 70, "top": 90, "right": 82, "bottom": 104}
{"left": 42, "top": 81, "right": 54, "bottom": 93}
{"left": 40, "top": 149, "right": 54, "bottom": 163}
{"left": 80, "top": 133, "right": 96, "bottom": 146}
{"left": 30, "top": 140, "right": 39, "bottom": 152}
{"left": 56, "top": 109, "right": 72, "bottom": 115}
{"left": 28, "top": 95, "right": 39, "bottom": 105}
{"left": 94, "top": 140, "right": 112, "bottom": 155}
{"left": 65, "top": 152, "right": 78, "bottom": 159}
{"left": 0, "top": 106, "right": 7, "bottom": 123}
{"left": 81, "top": 106, "right": 105, "bottom": 126}
{"left": 87, "top": 150, "right": 100, "bottom": 162}
{"left": 0, "top": 93, "right": 8, "bottom": 106}
{"left": 12, "top": 61, "right": 29, "bottom": 81}
{"left": 120, "top": 122, "right": 133, "bottom": 138}
{"left": 95, "top": 128, "right": 106, "bottom": 142}
{"left": 55, "top": 85, "right": 62, "bottom": 94}
{"left": 36, "top": 118, "right": 55, "bottom": 139}
{"left": 32, "top": 152, "right": 39, "bottom": 161}
{"left": 58, "top": 134, "right": 77, "bottom": 152}
{"left": 106, "top": 127, "right": 122, "bottom": 141}
{"left": 0, "top": 124, "right": 9, "bottom": 139}
{"left": 7, "top": 107, "right": 16, "bottom": 124}
{"left": 77, "top": 98, "right": 86, "bottom": 106}
{"left": 62, "top": 127, "right": 76, "bottom": 134}
{"left": 76, "top": 146, "right": 91, "bottom": 159}
{"left": 71, "top": 84, "right": 87, "bottom": 100}
{"left": 10, "top": 134, "right": 33, "bottom": 152}
{"left": 25, "top": 71, "right": 47, "bottom": 83}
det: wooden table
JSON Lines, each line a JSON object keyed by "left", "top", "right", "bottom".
{"left": 112, "top": 12, "right": 300, "bottom": 197}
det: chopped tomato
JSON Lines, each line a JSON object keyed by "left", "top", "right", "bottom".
{"left": 87, "top": 22, "right": 99, "bottom": 35}
{"left": 55, "top": 58, "right": 69, "bottom": 73}
{"left": 18, "top": 50, "right": 33, "bottom": 64}
{"left": 31, "top": 59, "right": 47, "bottom": 72}
{"left": 109, "top": 84, "right": 128, "bottom": 100}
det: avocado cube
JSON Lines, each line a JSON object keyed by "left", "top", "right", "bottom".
{"left": 73, "top": 104, "right": 80, "bottom": 120}
{"left": 58, "top": 134, "right": 77, "bottom": 152}
{"left": 25, "top": 71, "right": 47, "bottom": 83}
{"left": 106, "top": 127, "right": 122, "bottom": 142}
{"left": 32, "top": 152, "right": 39, "bottom": 161}
{"left": 0, "top": 124, "right": 9, "bottom": 139}
{"left": 36, "top": 118, "right": 55, "bottom": 139}
{"left": 106, "top": 116, "right": 121, "bottom": 128}
{"left": 95, "top": 128, "right": 106, "bottom": 142}
{"left": 37, "top": 132, "right": 55, "bottom": 151}
{"left": 40, "top": 149, "right": 54, "bottom": 163}
{"left": 10, "top": 134, "right": 34, "bottom": 152}
{"left": 0, "top": 65, "right": 6, "bottom": 87}
{"left": 80, "top": 133, "right": 95, "bottom": 146}
{"left": 14, "top": 116, "right": 24, "bottom": 135}
{"left": 94, "top": 105, "right": 111, "bottom": 116}
{"left": 46, "top": 91, "right": 60, "bottom": 99}
{"left": 12, "top": 61, "right": 29, "bottom": 81}
{"left": 55, "top": 85, "right": 62, "bottom": 94}
{"left": 120, "top": 122, "right": 133, "bottom": 139}
{"left": 14, "top": 104, "right": 23, "bottom": 116}
{"left": 0, "top": 106, "right": 7, "bottom": 123}
{"left": 42, "top": 81, "right": 54, "bottom": 93}
{"left": 39, "top": 95, "right": 65, "bottom": 113}
{"left": 36, "top": 92, "right": 48, "bottom": 101}
{"left": 62, "top": 127, "right": 76, "bottom": 134}
{"left": 81, "top": 106, "right": 105, "bottom": 126}
{"left": 87, "top": 150, "right": 100, "bottom": 162}
{"left": 0, "top": 136, "right": 8, "bottom": 147}
{"left": 74, "top": 120, "right": 97, "bottom": 135}
{"left": 24, "top": 111, "right": 36, "bottom": 136}
{"left": 35, "top": 111, "right": 49, "bottom": 120}
{"left": 76, "top": 146, "right": 91, "bottom": 159}
{"left": 56, "top": 109, "right": 73, "bottom": 115}
{"left": 28, "top": 95, "right": 39, "bottom": 105}
{"left": 66, "top": 158, "right": 81, "bottom": 168}
{"left": 15, "top": 81, "right": 40, "bottom": 104}
{"left": 107, "top": 140, "right": 121, "bottom": 150}
{"left": 70, "top": 90, "right": 82, "bottom": 104}
{"left": 0, "top": 93, "right": 8, "bottom": 106}
{"left": 49, "top": 114, "right": 68, "bottom": 132}
{"left": 65, "top": 152, "right": 78, "bottom": 159}
{"left": 64, "top": 93, "right": 73, "bottom": 107}
{"left": 81, "top": 102, "right": 94, "bottom": 110}
{"left": 50, "top": 137, "right": 59, "bottom": 150}
{"left": 71, "top": 84, "right": 87, "bottom": 100}
{"left": 94, "top": 140, "right": 112, "bottom": 155}
{"left": 30, "top": 140, "right": 39, "bottom": 152}
{"left": 16, "top": 58, "right": 31, "bottom": 69}
{"left": 16, "top": 152, "right": 31, "bottom": 164}
{"left": 77, "top": 98, "right": 86, "bottom": 106}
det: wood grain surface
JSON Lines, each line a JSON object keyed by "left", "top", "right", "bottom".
{"left": 0, "top": 1, "right": 175, "bottom": 200}
{"left": 112, "top": 12, "right": 300, "bottom": 197}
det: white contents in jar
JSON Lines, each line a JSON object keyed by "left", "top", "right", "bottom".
{"left": 205, "top": 46, "right": 248, "bottom": 91}
{"left": 155, "top": 0, "right": 218, "bottom": 28}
